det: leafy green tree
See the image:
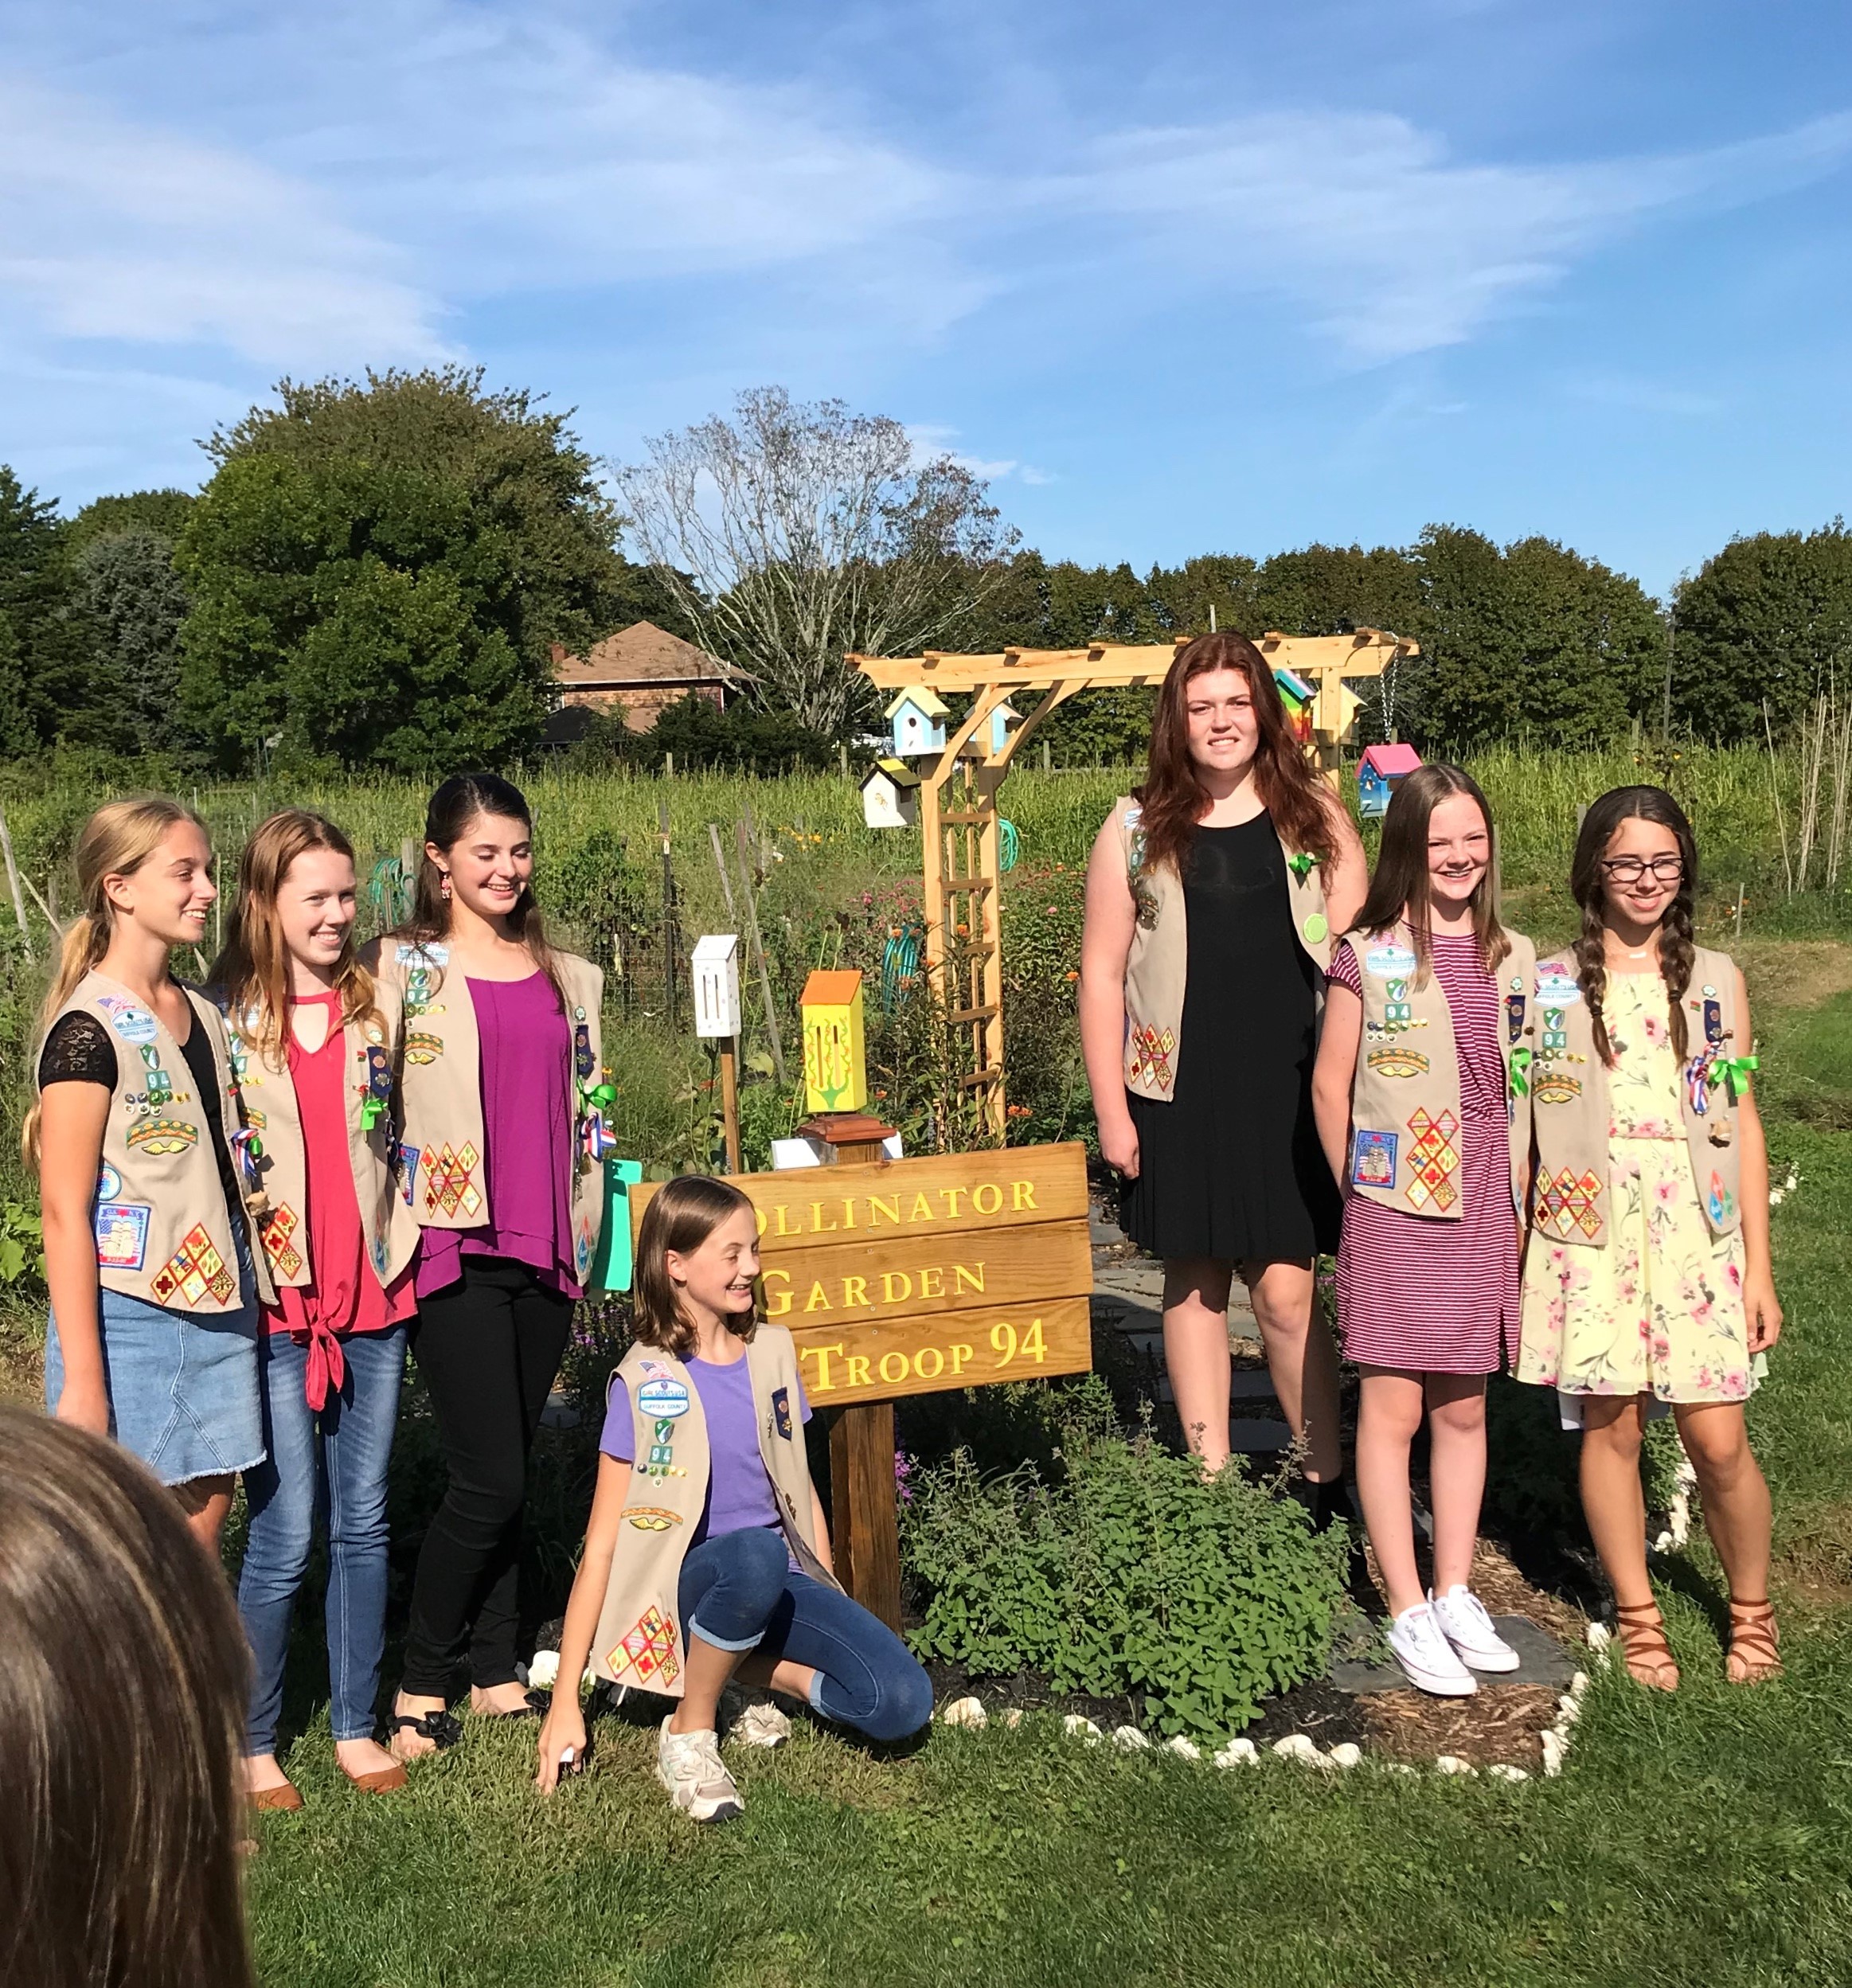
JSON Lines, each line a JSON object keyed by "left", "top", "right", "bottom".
{"left": 70, "top": 524, "right": 196, "bottom": 760}
{"left": 1672, "top": 521, "right": 1852, "bottom": 742}
{"left": 179, "top": 369, "right": 625, "bottom": 771}
{"left": 0, "top": 467, "right": 96, "bottom": 752}
{"left": 69, "top": 488, "right": 196, "bottom": 548}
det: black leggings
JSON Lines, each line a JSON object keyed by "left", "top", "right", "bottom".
{"left": 401, "top": 1257, "right": 572, "bottom": 1695}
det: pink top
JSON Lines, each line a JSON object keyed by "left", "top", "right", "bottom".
{"left": 267, "top": 990, "right": 416, "bottom": 1407}
{"left": 414, "top": 973, "right": 582, "bottom": 1303}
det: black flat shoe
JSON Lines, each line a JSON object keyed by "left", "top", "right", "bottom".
{"left": 385, "top": 1707, "right": 463, "bottom": 1752}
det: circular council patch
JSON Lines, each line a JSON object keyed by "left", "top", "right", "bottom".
{"left": 108, "top": 1006, "right": 158, "bottom": 1046}
{"left": 1536, "top": 971, "right": 1582, "bottom": 1006}
{"left": 1301, "top": 913, "right": 1330, "bottom": 946}
{"left": 97, "top": 1162, "right": 123, "bottom": 1200}
{"left": 637, "top": 1377, "right": 691, "bottom": 1420}
{"left": 1365, "top": 943, "right": 1419, "bottom": 979}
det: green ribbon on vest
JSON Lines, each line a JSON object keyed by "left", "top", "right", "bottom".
{"left": 1508, "top": 1047, "right": 1533, "bottom": 1096}
{"left": 360, "top": 1096, "right": 390, "bottom": 1132}
{"left": 579, "top": 1079, "right": 617, "bottom": 1115}
{"left": 1286, "top": 851, "right": 1319, "bottom": 878}
{"left": 1708, "top": 1053, "right": 1759, "bottom": 1099}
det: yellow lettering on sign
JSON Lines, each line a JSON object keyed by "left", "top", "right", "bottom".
{"left": 763, "top": 1268, "right": 792, "bottom": 1318}
{"left": 804, "top": 1281, "right": 832, "bottom": 1312}
{"left": 909, "top": 1193, "right": 935, "bottom": 1223}
{"left": 802, "top": 1342, "right": 846, "bottom": 1390}
{"left": 972, "top": 1183, "right": 1002, "bottom": 1215}
{"left": 774, "top": 1204, "right": 799, "bottom": 1237}
{"left": 919, "top": 1265, "right": 944, "bottom": 1299}
{"left": 915, "top": 1346, "right": 944, "bottom": 1380}
{"left": 878, "top": 1352, "right": 910, "bottom": 1385}
{"left": 842, "top": 1275, "right": 869, "bottom": 1310}
{"left": 809, "top": 1201, "right": 838, "bottom": 1234}
{"left": 881, "top": 1271, "right": 912, "bottom": 1304}
{"left": 940, "top": 1187, "right": 968, "bottom": 1218}
{"left": 1022, "top": 1318, "right": 1047, "bottom": 1361}
{"left": 841, "top": 1197, "right": 858, "bottom": 1231}
{"left": 846, "top": 1354, "right": 871, "bottom": 1388}
{"left": 953, "top": 1263, "right": 985, "bottom": 1295}
{"left": 869, "top": 1195, "right": 901, "bottom": 1226}
{"left": 950, "top": 1343, "right": 974, "bottom": 1376}
{"left": 1011, "top": 1180, "right": 1037, "bottom": 1211}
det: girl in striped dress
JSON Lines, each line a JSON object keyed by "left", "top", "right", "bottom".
{"left": 1312, "top": 766, "right": 1537, "bottom": 1695}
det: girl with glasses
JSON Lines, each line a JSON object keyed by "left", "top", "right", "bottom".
{"left": 1517, "top": 786, "right": 1781, "bottom": 1688}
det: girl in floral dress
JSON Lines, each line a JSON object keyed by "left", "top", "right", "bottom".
{"left": 1518, "top": 787, "right": 1782, "bottom": 1689}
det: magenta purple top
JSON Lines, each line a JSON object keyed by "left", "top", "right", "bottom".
{"left": 602, "top": 1353, "right": 812, "bottom": 1555}
{"left": 1330, "top": 932, "right": 1521, "bottom": 1376}
{"left": 414, "top": 973, "right": 583, "bottom": 1301}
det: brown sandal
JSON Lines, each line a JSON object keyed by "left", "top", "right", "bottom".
{"left": 1725, "top": 1599, "right": 1782, "bottom": 1683}
{"left": 1613, "top": 1601, "right": 1680, "bottom": 1690}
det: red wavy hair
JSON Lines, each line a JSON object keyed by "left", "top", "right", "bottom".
{"left": 1134, "top": 631, "right": 1339, "bottom": 874}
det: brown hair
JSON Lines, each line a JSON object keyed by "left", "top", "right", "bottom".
{"left": 22, "top": 795, "right": 208, "bottom": 1170}
{"left": 208, "top": 809, "right": 381, "bottom": 1068}
{"left": 0, "top": 1407, "right": 255, "bottom": 1988}
{"left": 394, "top": 772, "right": 565, "bottom": 1011}
{"left": 1571, "top": 785, "right": 1698, "bottom": 1066}
{"left": 632, "top": 1174, "right": 761, "bottom": 1360}
{"left": 1134, "top": 632, "right": 1341, "bottom": 876}
{"left": 1350, "top": 763, "right": 1510, "bottom": 982}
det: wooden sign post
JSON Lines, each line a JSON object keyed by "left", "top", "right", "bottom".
{"left": 630, "top": 1140, "right": 1092, "bottom": 1630}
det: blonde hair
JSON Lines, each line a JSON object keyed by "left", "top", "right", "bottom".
{"left": 21, "top": 795, "right": 209, "bottom": 1170}
{"left": 632, "top": 1174, "right": 761, "bottom": 1361}
{"left": 207, "top": 809, "right": 381, "bottom": 1070}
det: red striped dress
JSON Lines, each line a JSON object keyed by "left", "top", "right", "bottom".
{"left": 1331, "top": 932, "right": 1520, "bottom": 1374}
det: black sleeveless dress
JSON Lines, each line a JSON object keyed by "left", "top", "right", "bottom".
{"left": 1119, "top": 814, "right": 1341, "bottom": 1263}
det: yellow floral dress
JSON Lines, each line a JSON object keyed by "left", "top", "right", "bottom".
{"left": 1518, "top": 971, "right": 1757, "bottom": 1405}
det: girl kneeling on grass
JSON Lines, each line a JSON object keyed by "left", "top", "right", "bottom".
{"left": 1311, "top": 766, "right": 1537, "bottom": 1696}
{"left": 1516, "top": 787, "right": 1781, "bottom": 1689}
{"left": 535, "top": 1175, "right": 933, "bottom": 1821}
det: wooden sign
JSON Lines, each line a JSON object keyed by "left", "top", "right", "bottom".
{"left": 628, "top": 1142, "right": 1092, "bottom": 1408}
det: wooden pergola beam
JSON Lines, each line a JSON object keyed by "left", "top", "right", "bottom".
{"left": 848, "top": 629, "right": 1416, "bottom": 691}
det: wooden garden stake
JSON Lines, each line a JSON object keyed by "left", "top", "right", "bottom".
{"left": 733, "top": 819, "right": 787, "bottom": 1086}
{"left": 718, "top": 1038, "right": 742, "bottom": 1174}
{"left": 1736, "top": 882, "right": 1745, "bottom": 938}
{"left": 0, "top": 808, "right": 32, "bottom": 962}
{"left": 658, "top": 799, "right": 678, "bottom": 1022}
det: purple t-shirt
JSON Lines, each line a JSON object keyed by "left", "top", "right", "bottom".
{"left": 601, "top": 1352, "right": 812, "bottom": 1549}
{"left": 415, "top": 973, "right": 582, "bottom": 1300}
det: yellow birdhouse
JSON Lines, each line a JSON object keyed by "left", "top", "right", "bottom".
{"left": 801, "top": 969, "right": 868, "bottom": 1114}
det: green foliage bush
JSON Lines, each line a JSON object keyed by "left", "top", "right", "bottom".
{"left": 900, "top": 1390, "right": 1349, "bottom": 1739}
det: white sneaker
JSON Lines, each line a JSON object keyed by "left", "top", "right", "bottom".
{"left": 732, "top": 1701, "right": 791, "bottom": 1750}
{"left": 1430, "top": 1586, "right": 1522, "bottom": 1674}
{"left": 1387, "top": 1603, "right": 1479, "bottom": 1697}
{"left": 656, "top": 1717, "right": 744, "bottom": 1822}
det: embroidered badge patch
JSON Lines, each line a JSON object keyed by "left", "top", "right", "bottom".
{"left": 772, "top": 1385, "right": 793, "bottom": 1439}
{"left": 625, "top": 1507, "right": 684, "bottom": 1531}
{"left": 1127, "top": 1024, "right": 1177, "bottom": 1088}
{"left": 97, "top": 996, "right": 158, "bottom": 1045}
{"left": 1707, "top": 1171, "right": 1737, "bottom": 1227}
{"left": 125, "top": 1118, "right": 198, "bottom": 1155}
{"left": 95, "top": 1202, "right": 150, "bottom": 1271}
{"left": 1404, "top": 1107, "right": 1461, "bottom": 1213}
{"left": 608, "top": 1606, "right": 680, "bottom": 1687}
{"left": 96, "top": 1162, "right": 122, "bottom": 1201}
{"left": 1535, "top": 967, "right": 1581, "bottom": 1006}
{"left": 1366, "top": 1048, "right": 1430, "bottom": 1079}
{"left": 1703, "top": 998, "right": 1724, "bottom": 1045}
{"left": 1350, "top": 1129, "right": 1398, "bottom": 1188}
{"left": 398, "top": 1145, "right": 420, "bottom": 1209}
{"left": 422, "top": 1142, "right": 482, "bottom": 1220}
{"left": 261, "top": 1205, "right": 303, "bottom": 1280}
{"left": 149, "top": 1224, "right": 235, "bottom": 1307}
{"left": 1507, "top": 992, "right": 1526, "bottom": 1042}
{"left": 1535, "top": 1073, "right": 1584, "bottom": 1105}
{"left": 1364, "top": 943, "right": 1419, "bottom": 979}
{"left": 637, "top": 1377, "right": 691, "bottom": 1420}
{"left": 404, "top": 1031, "right": 444, "bottom": 1065}
{"left": 1537, "top": 1167, "right": 1604, "bottom": 1240}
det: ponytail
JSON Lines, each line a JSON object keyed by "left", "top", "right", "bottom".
{"left": 21, "top": 796, "right": 207, "bottom": 1170}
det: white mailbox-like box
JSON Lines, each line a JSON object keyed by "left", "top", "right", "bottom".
{"left": 692, "top": 934, "right": 743, "bottom": 1039}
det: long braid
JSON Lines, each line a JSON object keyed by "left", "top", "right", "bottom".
{"left": 1573, "top": 896, "right": 1613, "bottom": 1066}
{"left": 1659, "top": 887, "right": 1695, "bottom": 1062}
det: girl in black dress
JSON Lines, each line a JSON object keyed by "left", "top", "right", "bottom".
{"left": 1079, "top": 633, "right": 1366, "bottom": 1483}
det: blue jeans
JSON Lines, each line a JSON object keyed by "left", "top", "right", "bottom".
{"left": 677, "top": 1527, "right": 934, "bottom": 1744}
{"left": 236, "top": 1326, "right": 406, "bottom": 1752}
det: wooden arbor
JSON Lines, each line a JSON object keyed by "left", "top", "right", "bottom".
{"left": 849, "top": 629, "right": 1416, "bottom": 1135}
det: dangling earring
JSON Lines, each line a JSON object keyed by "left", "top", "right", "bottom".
{"left": 440, "top": 872, "right": 452, "bottom": 901}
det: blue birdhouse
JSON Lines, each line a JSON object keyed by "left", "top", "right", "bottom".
{"left": 1357, "top": 742, "right": 1422, "bottom": 818}
{"left": 985, "top": 699, "right": 1022, "bottom": 756}
{"left": 885, "top": 688, "right": 949, "bottom": 756}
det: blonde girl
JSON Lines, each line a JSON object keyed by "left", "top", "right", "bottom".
{"left": 31, "top": 797, "right": 269, "bottom": 1549}
{"left": 535, "top": 1175, "right": 932, "bottom": 1823}
{"left": 1518, "top": 787, "right": 1781, "bottom": 1688}
{"left": 210, "top": 810, "right": 421, "bottom": 1807}
{"left": 1312, "top": 766, "right": 1537, "bottom": 1696}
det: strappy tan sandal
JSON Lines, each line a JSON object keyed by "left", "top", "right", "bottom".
{"left": 1725, "top": 1599, "right": 1783, "bottom": 1684}
{"left": 1613, "top": 1601, "right": 1680, "bottom": 1690}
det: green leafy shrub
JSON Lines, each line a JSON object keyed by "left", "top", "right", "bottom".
{"left": 900, "top": 1404, "right": 1349, "bottom": 1739}
{"left": 0, "top": 1201, "right": 44, "bottom": 1287}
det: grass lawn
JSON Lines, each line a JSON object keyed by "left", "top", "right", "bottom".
{"left": 234, "top": 939, "right": 1852, "bottom": 1988}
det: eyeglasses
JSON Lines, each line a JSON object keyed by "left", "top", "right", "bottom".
{"left": 1600, "top": 856, "right": 1685, "bottom": 884}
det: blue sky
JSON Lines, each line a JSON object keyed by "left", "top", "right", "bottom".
{"left": 2, "top": 0, "right": 1849, "bottom": 594}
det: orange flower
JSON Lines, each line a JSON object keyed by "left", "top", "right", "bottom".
{"left": 1064, "top": 970, "right": 1078, "bottom": 982}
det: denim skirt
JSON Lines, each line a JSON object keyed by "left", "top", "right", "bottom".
{"left": 45, "top": 1235, "right": 264, "bottom": 1486}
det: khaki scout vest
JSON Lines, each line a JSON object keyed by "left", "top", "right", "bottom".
{"left": 224, "top": 981, "right": 421, "bottom": 1297}
{"left": 373, "top": 941, "right": 608, "bottom": 1284}
{"left": 1344, "top": 927, "right": 1537, "bottom": 1221}
{"left": 1113, "top": 796, "right": 1334, "bottom": 1101}
{"left": 588, "top": 1328, "right": 837, "bottom": 1698}
{"left": 1529, "top": 946, "right": 1748, "bottom": 1248}
{"left": 46, "top": 971, "right": 272, "bottom": 1314}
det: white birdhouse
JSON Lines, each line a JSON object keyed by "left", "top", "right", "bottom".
{"left": 860, "top": 758, "right": 921, "bottom": 829}
{"left": 884, "top": 688, "right": 948, "bottom": 756}
{"left": 986, "top": 699, "right": 1022, "bottom": 756}
{"left": 692, "top": 934, "right": 742, "bottom": 1039}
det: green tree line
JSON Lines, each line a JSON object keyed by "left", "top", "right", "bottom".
{"left": 2, "top": 369, "right": 1846, "bottom": 776}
